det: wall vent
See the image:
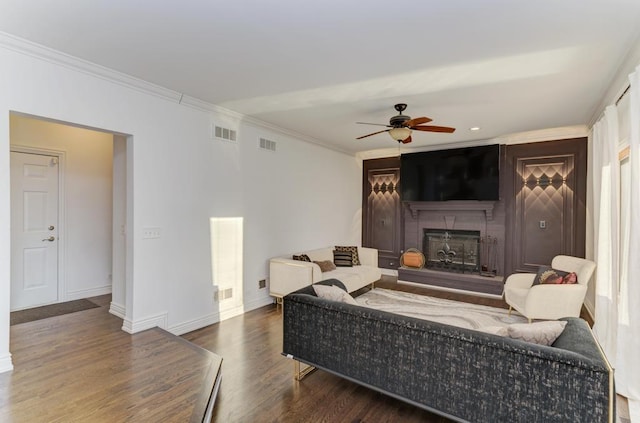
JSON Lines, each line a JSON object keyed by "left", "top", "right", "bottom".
{"left": 259, "top": 137, "right": 277, "bottom": 152}
{"left": 215, "top": 287, "right": 233, "bottom": 301}
{"left": 212, "top": 124, "right": 237, "bottom": 142}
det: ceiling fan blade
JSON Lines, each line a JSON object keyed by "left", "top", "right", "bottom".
{"left": 356, "top": 129, "right": 390, "bottom": 139}
{"left": 356, "top": 122, "right": 392, "bottom": 127}
{"left": 403, "top": 116, "right": 432, "bottom": 126}
{"left": 411, "top": 125, "right": 456, "bottom": 133}
{"left": 401, "top": 135, "right": 412, "bottom": 144}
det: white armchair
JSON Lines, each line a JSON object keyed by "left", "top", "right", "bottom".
{"left": 504, "top": 255, "right": 596, "bottom": 322}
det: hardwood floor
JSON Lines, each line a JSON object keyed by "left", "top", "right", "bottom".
{"left": 1, "top": 296, "right": 220, "bottom": 422}
{"left": 182, "top": 297, "right": 449, "bottom": 423}
{"left": 184, "top": 276, "right": 597, "bottom": 422}
{"left": 1, "top": 277, "right": 606, "bottom": 422}
{"left": 182, "top": 276, "right": 507, "bottom": 422}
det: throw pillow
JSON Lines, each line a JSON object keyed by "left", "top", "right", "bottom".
{"left": 313, "top": 284, "right": 358, "bottom": 305}
{"left": 313, "top": 260, "right": 337, "bottom": 272}
{"left": 532, "top": 266, "right": 577, "bottom": 285}
{"left": 292, "top": 254, "right": 311, "bottom": 262}
{"left": 507, "top": 321, "right": 568, "bottom": 346}
{"left": 333, "top": 250, "right": 353, "bottom": 267}
{"left": 335, "top": 246, "right": 360, "bottom": 265}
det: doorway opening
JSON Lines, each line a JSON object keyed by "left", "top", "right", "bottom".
{"left": 9, "top": 112, "right": 130, "bottom": 319}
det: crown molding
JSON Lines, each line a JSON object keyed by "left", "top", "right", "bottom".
{"left": 356, "top": 148, "right": 402, "bottom": 161}
{"left": 180, "top": 94, "right": 352, "bottom": 155}
{"left": 4, "top": 30, "right": 581, "bottom": 159}
{"left": 491, "top": 125, "right": 589, "bottom": 145}
{"left": 0, "top": 31, "right": 354, "bottom": 157}
{"left": 356, "top": 125, "right": 588, "bottom": 161}
{"left": 0, "top": 31, "right": 182, "bottom": 103}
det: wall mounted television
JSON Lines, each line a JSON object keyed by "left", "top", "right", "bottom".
{"left": 400, "top": 144, "right": 500, "bottom": 202}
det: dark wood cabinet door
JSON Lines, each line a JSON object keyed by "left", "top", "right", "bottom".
{"left": 362, "top": 158, "right": 402, "bottom": 269}
{"left": 504, "top": 138, "right": 587, "bottom": 275}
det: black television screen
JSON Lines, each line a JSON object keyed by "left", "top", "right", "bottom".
{"left": 400, "top": 145, "right": 500, "bottom": 201}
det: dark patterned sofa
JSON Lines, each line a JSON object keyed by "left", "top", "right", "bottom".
{"left": 282, "top": 280, "right": 614, "bottom": 423}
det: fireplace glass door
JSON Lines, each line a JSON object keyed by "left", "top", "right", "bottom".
{"left": 422, "top": 229, "right": 480, "bottom": 274}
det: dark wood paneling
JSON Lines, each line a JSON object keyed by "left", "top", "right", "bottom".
{"left": 504, "top": 138, "right": 587, "bottom": 275}
{"left": 362, "top": 157, "right": 402, "bottom": 269}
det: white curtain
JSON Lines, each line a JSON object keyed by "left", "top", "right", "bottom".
{"left": 592, "top": 105, "right": 620, "bottom": 365}
{"left": 616, "top": 65, "right": 640, "bottom": 421}
{"left": 592, "top": 64, "right": 640, "bottom": 421}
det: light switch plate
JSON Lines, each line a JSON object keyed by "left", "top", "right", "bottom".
{"left": 539, "top": 221, "right": 546, "bottom": 229}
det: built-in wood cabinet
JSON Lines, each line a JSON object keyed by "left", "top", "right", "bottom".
{"left": 362, "top": 157, "right": 402, "bottom": 269}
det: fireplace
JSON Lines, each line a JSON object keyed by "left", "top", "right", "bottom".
{"left": 422, "top": 229, "right": 480, "bottom": 274}
{"left": 399, "top": 200, "right": 504, "bottom": 294}
{"left": 422, "top": 229, "right": 500, "bottom": 275}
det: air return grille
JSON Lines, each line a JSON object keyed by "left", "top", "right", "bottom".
{"left": 259, "top": 137, "right": 277, "bottom": 152}
{"left": 212, "top": 124, "right": 237, "bottom": 142}
{"left": 215, "top": 288, "right": 233, "bottom": 301}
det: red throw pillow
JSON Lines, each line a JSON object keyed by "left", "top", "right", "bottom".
{"left": 533, "top": 266, "right": 579, "bottom": 285}
{"left": 562, "top": 272, "right": 578, "bottom": 284}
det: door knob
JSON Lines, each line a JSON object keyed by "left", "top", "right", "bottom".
{"left": 42, "top": 236, "right": 55, "bottom": 242}
{"left": 48, "top": 225, "right": 55, "bottom": 230}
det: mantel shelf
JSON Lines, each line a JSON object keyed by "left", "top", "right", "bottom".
{"left": 404, "top": 201, "right": 496, "bottom": 221}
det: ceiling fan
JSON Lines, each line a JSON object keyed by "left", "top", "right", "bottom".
{"left": 356, "top": 103, "right": 455, "bottom": 144}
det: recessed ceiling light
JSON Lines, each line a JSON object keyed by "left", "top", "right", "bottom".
{"left": 469, "top": 127, "right": 481, "bottom": 131}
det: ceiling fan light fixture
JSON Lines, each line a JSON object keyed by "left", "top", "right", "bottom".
{"left": 389, "top": 127, "right": 412, "bottom": 141}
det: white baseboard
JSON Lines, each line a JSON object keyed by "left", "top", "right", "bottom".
{"left": 122, "top": 312, "right": 168, "bottom": 334}
{"left": 218, "top": 296, "right": 274, "bottom": 322}
{"left": 168, "top": 313, "right": 220, "bottom": 336}
{"left": 121, "top": 294, "right": 274, "bottom": 336}
{"left": 0, "top": 354, "right": 13, "bottom": 374}
{"left": 109, "top": 302, "right": 125, "bottom": 319}
{"left": 219, "top": 304, "right": 246, "bottom": 321}
{"left": 66, "top": 286, "right": 112, "bottom": 301}
{"left": 243, "top": 295, "right": 274, "bottom": 313}
{"left": 168, "top": 295, "right": 273, "bottom": 335}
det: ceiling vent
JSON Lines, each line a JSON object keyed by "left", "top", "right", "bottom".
{"left": 259, "top": 137, "right": 276, "bottom": 152}
{"left": 212, "top": 124, "right": 237, "bottom": 142}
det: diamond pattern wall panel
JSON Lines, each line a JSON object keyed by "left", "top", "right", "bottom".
{"left": 516, "top": 158, "right": 572, "bottom": 268}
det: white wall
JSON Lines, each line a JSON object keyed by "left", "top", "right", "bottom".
{"left": 10, "top": 114, "right": 114, "bottom": 301}
{"left": 0, "top": 37, "right": 362, "bottom": 372}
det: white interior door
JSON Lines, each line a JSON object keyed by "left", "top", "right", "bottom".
{"left": 10, "top": 151, "right": 60, "bottom": 310}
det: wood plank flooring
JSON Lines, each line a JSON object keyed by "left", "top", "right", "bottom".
{"left": 182, "top": 297, "right": 448, "bottom": 423}
{"left": 1, "top": 296, "right": 221, "bottom": 423}
{"left": 0, "top": 276, "right": 609, "bottom": 422}
{"left": 183, "top": 275, "right": 597, "bottom": 422}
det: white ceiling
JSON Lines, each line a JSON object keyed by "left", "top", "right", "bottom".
{"left": 1, "top": 1, "right": 640, "bottom": 154}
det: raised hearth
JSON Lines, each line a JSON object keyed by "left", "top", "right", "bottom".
{"left": 397, "top": 267, "right": 504, "bottom": 296}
